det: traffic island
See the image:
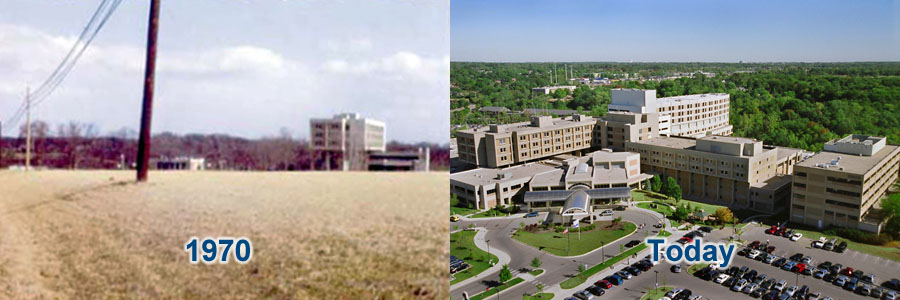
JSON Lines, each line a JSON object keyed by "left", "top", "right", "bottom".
{"left": 512, "top": 221, "right": 636, "bottom": 256}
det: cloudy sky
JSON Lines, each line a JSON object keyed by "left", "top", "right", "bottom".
{"left": 0, "top": 0, "right": 449, "bottom": 143}
{"left": 452, "top": 0, "right": 900, "bottom": 62}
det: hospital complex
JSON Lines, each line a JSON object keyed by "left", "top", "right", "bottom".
{"left": 451, "top": 89, "right": 900, "bottom": 233}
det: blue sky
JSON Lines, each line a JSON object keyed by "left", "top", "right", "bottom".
{"left": 0, "top": 0, "right": 449, "bottom": 143}
{"left": 452, "top": 0, "right": 900, "bottom": 62}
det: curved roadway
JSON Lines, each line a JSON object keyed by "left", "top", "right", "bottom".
{"left": 450, "top": 208, "right": 662, "bottom": 300}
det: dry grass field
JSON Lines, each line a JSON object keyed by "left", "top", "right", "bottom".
{"left": 0, "top": 170, "right": 448, "bottom": 299}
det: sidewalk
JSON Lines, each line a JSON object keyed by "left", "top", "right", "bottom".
{"left": 450, "top": 227, "right": 513, "bottom": 289}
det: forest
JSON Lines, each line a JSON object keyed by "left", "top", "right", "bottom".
{"left": 451, "top": 62, "right": 900, "bottom": 151}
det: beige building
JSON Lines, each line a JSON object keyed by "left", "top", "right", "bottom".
{"left": 599, "top": 111, "right": 660, "bottom": 151}
{"left": 450, "top": 150, "right": 650, "bottom": 211}
{"left": 790, "top": 135, "right": 900, "bottom": 233}
{"left": 455, "top": 114, "right": 598, "bottom": 168}
{"left": 625, "top": 136, "right": 801, "bottom": 213}
{"left": 609, "top": 89, "right": 732, "bottom": 137}
{"left": 310, "top": 113, "right": 386, "bottom": 170}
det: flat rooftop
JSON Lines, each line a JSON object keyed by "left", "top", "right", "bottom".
{"left": 456, "top": 116, "right": 597, "bottom": 135}
{"left": 657, "top": 93, "right": 729, "bottom": 104}
{"left": 751, "top": 174, "right": 793, "bottom": 190}
{"left": 775, "top": 147, "right": 803, "bottom": 162}
{"left": 700, "top": 135, "right": 758, "bottom": 145}
{"left": 631, "top": 136, "right": 698, "bottom": 150}
{"left": 450, "top": 163, "right": 557, "bottom": 186}
{"left": 796, "top": 144, "right": 900, "bottom": 175}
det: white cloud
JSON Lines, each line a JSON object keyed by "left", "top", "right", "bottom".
{"left": 0, "top": 20, "right": 448, "bottom": 143}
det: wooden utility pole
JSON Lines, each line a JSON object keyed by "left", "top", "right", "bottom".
{"left": 136, "top": 0, "right": 161, "bottom": 182}
{"left": 25, "top": 87, "right": 31, "bottom": 171}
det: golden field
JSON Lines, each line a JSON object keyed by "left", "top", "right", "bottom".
{"left": 0, "top": 170, "right": 448, "bottom": 299}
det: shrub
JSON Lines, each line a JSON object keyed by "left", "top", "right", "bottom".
{"left": 823, "top": 227, "right": 893, "bottom": 245}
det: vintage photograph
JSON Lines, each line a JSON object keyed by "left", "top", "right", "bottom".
{"left": 0, "top": 0, "right": 449, "bottom": 299}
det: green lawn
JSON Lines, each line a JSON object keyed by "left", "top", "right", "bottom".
{"left": 560, "top": 243, "right": 648, "bottom": 289}
{"left": 470, "top": 209, "right": 509, "bottom": 218}
{"left": 632, "top": 190, "right": 672, "bottom": 203}
{"left": 513, "top": 221, "right": 637, "bottom": 256}
{"left": 789, "top": 227, "right": 900, "bottom": 263}
{"left": 451, "top": 206, "right": 479, "bottom": 216}
{"left": 641, "top": 287, "right": 674, "bottom": 300}
{"left": 529, "top": 269, "right": 544, "bottom": 276}
{"left": 679, "top": 199, "right": 727, "bottom": 216}
{"left": 658, "top": 230, "right": 672, "bottom": 237}
{"left": 468, "top": 277, "right": 525, "bottom": 300}
{"left": 450, "top": 230, "right": 499, "bottom": 285}
{"left": 523, "top": 293, "right": 554, "bottom": 300}
{"left": 638, "top": 202, "right": 674, "bottom": 217}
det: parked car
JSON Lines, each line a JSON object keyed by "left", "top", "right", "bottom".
{"left": 759, "top": 278, "right": 775, "bottom": 290}
{"left": 665, "top": 288, "right": 684, "bottom": 298}
{"left": 749, "top": 241, "right": 761, "bottom": 248}
{"left": 750, "top": 287, "right": 766, "bottom": 298}
{"left": 885, "top": 278, "right": 900, "bottom": 290}
{"left": 714, "top": 273, "right": 730, "bottom": 284}
{"left": 524, "top": 212, "right": 539, "bottom": 218}
{"left": 773, "top": 279, "right": 787, "bottom": 291}
{"left": 732, "top": 279, "right": 748, "bottom": 292}
{"left": 599, "top": 209, "right": 614, "bottom": 216}
{"left": 845, "top": 276, "right": 859, "bottom": 291}
{"left": 885, "top": 290, "right": 898, "bottom": 300}
{"left": 762, "top": 254, "right": 777, "bottom": 263}
{"left": 871, "top": 288, "right": 884, "bottom": 299}
{"left": 801, "top": 256, "right": 813, "bottom": 264}
{"left": 801, "top": 266, "right": 814, "bottom": 276}
{"left": 762, "top": 290, "right": 779, "bottom": 300}
{"left": 812, "top": 236, "right": 826, "bottom": 248}
{"left": 835, "top": 241, "right": 848, "bottom": 253}
{"left": 587, "top": 286, "right": 606, "bottom": 296}
{"left": 813, "top": 268, "right": 828, "bottom": 279}
{"left": 738, "top": 248, "right": 751, "bottom": 256}
{"left": 671, "top": 264, "right": 681, "bottom": 273}
{"left": 766, "top": 245, "right": 776, "bottom": 253}
{"left": 789, "top": 253, "right": 804, "bottom": 261}
{"left": 782, "top": 229, "right": 795, "bottom": 238}
{"left": 817, "top": 261, "right": 832, "bottom": 270}
{"left": 823, "top": 238, "right": 837, "bottom": 250}
{"left": 606, "top": 275, "right": 623, "bottom": 285}
{"left": 790, "top": 232, "right": 803, "bottom": 241}
{"left": 772, "top": 257, "right": 787, "bottom": 267}
{"left": 748, "top": 250, "right": 762, "bottom": 259}
{"left": 782, "top": 261, "right": 797, "bottom": 271}
{"left": 833, "top": 275, "right": 848, "bottom": 287}
{"left": 450, "top": 215, "right": 460, "bottom": 222}
{"left": 594, "top": 279, "right": 613, "bottom": 289}
{"left": 855, "top": 283, "right": 871, "bottom": 295}
{"left": 574, "top": 290, "right": 594, "bottom": 300}
{"left": 699, "top": 226, "right": 713, "bottom": 233}
{"left": 792, "top": 263, "right": 806, "bottom": 273}
{"left": 742, "top": 282, "right": 758, "bottom": 294}
{"left": 823, "top": 272, "right": 836, "bottom": 282}
{"left": 625, "top": 240, "right": 641, "bottom": 248}
{"left": 765, "top": 225, "right": 777, "bottom": 234}
{"left": 862, "top": 273, "right": 875, "bottom": 284}
{"left": 784, "top": 285, "right": 798, "bottom": 297}
{"left": 616, "top": 270, "right": 632, "bottom": 280}
{"left": 840, "top": 267, "right": 854, "bottom": 276}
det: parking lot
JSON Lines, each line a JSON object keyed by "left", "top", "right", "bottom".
{"left": 564, "top": 224, "right": 900, "bottom": 300}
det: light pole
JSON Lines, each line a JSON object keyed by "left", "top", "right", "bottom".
{"left": 654, "top": 270, "right": 659, "bottom": 289}
{"left": 486, "top": 239, "right": 491, "bottom": 265}
{"left": 600, "top": 241, "right": 605, "bottom": 264}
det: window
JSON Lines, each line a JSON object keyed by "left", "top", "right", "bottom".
{"left": 795, "top": 172, "right": 807, "bottom": 177}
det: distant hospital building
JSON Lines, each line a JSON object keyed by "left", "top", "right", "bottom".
{"left": 309, "top": 113, "right": 428, "bottom": 172}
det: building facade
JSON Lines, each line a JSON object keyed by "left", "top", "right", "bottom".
{"left": 450, "top": 150, "right": 650, "bottom": 211}
{"left": 599, "top": 111, "right": 660, "bottom": 152}
{"left": 625, "top": 136, "right": 801, "bottom": 213}
{"left": 310, "top": 113, "right": 386, "bottom": 170}
{"left": 609, "top": 89, "right": 731, "bottom": 138}
{"left": 455, "top": 115, "right": 598, "bottom": 168}
{"left": 790, "top": 135, "right": 900, "bottom": 233}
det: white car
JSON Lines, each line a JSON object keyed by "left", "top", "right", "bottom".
{"left": 714, "top": 273, "right": 730, "bottom": 284}
{"left": 773, "top": 280, "right": 787, "bottom": 291}
{"left": 811, "top": 240, "right": 824, "bottom": 248}
{"left": 665, "top": 288, "right": 683, "bottom": 298}
{"left": 784, "top": 285, "right": 798, "bottom": 297}
{"left": 599, "top": 209, "right": 614, "bottom": 216}
{"left": 790, "top": 232, "right": 803, "bottom": 241}
{"left": 747, "top": 250, "right": 762, "bottom": 259}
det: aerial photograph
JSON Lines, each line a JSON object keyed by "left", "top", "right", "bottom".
{"left": 0, "top": 0, "right": 449, "bottom": 299}
{"left": 449, "top": 1, "right": 900, "bottom": 300}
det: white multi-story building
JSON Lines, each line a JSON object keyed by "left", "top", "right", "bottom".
{"left": 609, "top": 89, "right": 732, "bottom": 138}
{"left": 310, "top": 113, "right": 386, "bottom": 170}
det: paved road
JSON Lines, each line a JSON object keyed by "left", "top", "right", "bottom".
{"left": 449, "top": 208, "right": 661, "bottom": 300}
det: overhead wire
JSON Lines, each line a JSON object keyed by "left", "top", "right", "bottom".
{"left": 3, "top": 0, "right": 122, "bottom": 128}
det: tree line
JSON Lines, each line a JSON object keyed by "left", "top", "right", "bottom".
{"left": 0, "top": 120, "right": 449, "bottom": 171}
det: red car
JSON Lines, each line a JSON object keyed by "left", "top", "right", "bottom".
{"left": 594, "top": 280, "right": 613, "bottom": 289}
{"left": 793, "top": 263, "right": 806, "bottom": 273}
{"left": 766, "top": 246, "right": 776, "bottom": 253}
{"left": 749, "top": 241, "right": 761, "bottom": 248}
{"left": 765, "top": 225, "right": 777, "bottom": 234}
{"left": 840, "top": 267, "right": 854, "bottom": 276}
{"left": 678, "top": 237, "right": 693, "bottom": 244}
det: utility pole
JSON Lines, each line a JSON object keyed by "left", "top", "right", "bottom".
{"left": 136, "top": 0, "right": 161, "bottom": 182}
{"left": 25, "top": 86, "right": 32, "bottom": 171}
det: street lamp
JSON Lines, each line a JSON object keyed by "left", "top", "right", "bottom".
{"left": 654, "top": 270, "right": 659, "bottom": 289}
{"left": 486, "top": 239, "right": 491, "bottom": 265}
{"left": 600, "top": 241, "right": 605, "bottom": 264}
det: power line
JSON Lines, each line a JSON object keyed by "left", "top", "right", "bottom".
{"left": 32, "top": 0, "right": 123, "bottom": 108}
{"left": 3, "top": 0, "right": 121, "bottom": 128}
